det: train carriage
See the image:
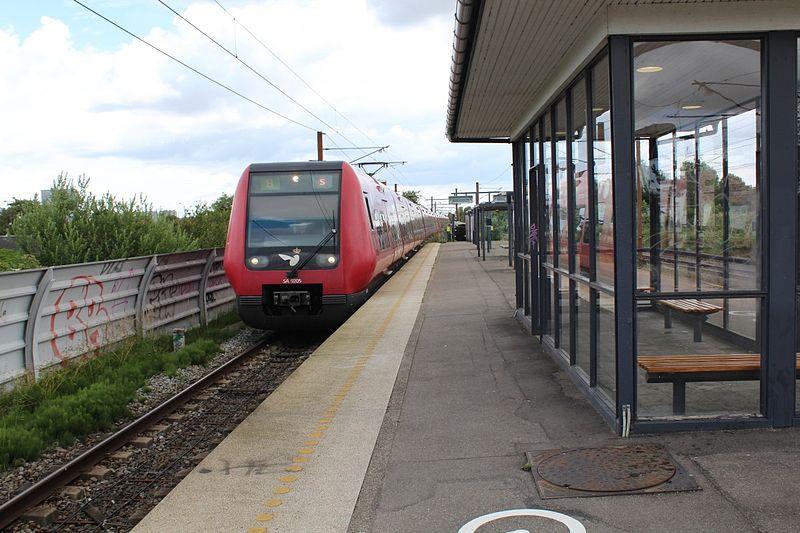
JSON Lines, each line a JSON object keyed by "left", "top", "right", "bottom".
{"left": 224, "top": 161, "right": 446, "bottom": 330}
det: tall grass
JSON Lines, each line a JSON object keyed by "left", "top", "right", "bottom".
{"left": 0, "top": 312, "right": 242, "bottom": 469}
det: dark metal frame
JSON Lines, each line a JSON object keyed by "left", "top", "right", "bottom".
{"left": 765, "top": 31, "right": 798, "bottom": 427}
{"left": 609, "top": 35, "right": 636, "bottom": 426}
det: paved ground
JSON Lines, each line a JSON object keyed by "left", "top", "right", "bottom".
{"left": 133, "top": 246, "right": 440, "bottom": 533}
{"left": 349, "top": 241, "right": 800, "bottom": 533}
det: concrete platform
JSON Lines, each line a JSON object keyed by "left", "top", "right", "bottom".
{"left": 134, "top": 242, "right": 800, "bottom": 533}
{"left": 133, "top": 245, "right": 438, "bottom": 533}
{"left": 348, "top": 242, "right": 800, "bottom": 533}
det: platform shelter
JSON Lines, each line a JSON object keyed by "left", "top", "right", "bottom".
{"left": 447, "top": 0, "right": 800, "bottom": 433}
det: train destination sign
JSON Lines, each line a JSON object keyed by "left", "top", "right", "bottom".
{"left": 449, "top": 194, "right": 474, "bottom": 204}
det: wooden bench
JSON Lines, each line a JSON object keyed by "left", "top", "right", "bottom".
{"left": 636, "top": 286, "right": 654, "bottom": 309}
{"left": 659, "top": 299, "right": 723, "bottom": 342}
{"left": 638, "top": 354, "right": 800, "bottom": 415}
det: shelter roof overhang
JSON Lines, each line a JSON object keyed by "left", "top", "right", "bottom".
{"left": 446, "top": 0, "right": 800, "bottom": 143}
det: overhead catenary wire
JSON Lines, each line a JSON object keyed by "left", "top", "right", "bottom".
{"left": 211, "top": 1, "right": 388, "bottom": 152}
{"left": 158, "top": 0, "right": 394, "bottom": 176}
{"left": 482, "top": 164, "right": 513, "bottom": 186}
{"left": 157, "top": 0, "right": 356, "bottom": 147}
{"left": 71, "top": 0, "right": 315, "bottom": 131}
{"left": 211, "top": 0, "right": 410, "bottom": 186}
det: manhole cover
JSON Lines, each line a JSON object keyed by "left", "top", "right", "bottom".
{"left": 536, "top": 443, "right": 676, "bottom": 492}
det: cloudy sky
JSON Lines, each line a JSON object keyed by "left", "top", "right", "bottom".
{"left": 0, "top": 0, "right": 510, "bottom": 215}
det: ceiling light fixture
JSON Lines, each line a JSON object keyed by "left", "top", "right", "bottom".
{"left": 636, "top": 65, "right": 663, "bottom": 73}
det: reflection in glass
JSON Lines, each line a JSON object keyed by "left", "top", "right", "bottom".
{"left": 543, "top": 114, "right": 554, "bottom": 338}
{"left": 559, "top": 274, "right": 571, "bottom": 355}
{"left": 575, "top": 282, "right": 591, "bottom": 376}
{"left": 592, "top": 56, "right": 614, "bottom": 286}
{"left": 633, "top": 40, "right": 761, "bottom": 295}
{"left": 556, "top": 98, "right": 569, "bottom": 270}
{"left": 543, "top": 113, "right": 553, "bottom": 265}
{"left": 597, "top": 290, "right": 616, "bottom": 404}
{"left": 633, "top": 40, "right": 763, "bottom": 419}
{"left": 529, "top": 126, "right": 540, "bottom": 321}
{"left": 572, "top": 78, "right": 590, "bottom": 278}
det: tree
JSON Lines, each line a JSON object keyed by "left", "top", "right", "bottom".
{"left": 13, "top": 173, "right": 196, "bottom": 266}
{"left": 0, "top": 249, "right": 40, "bottom": 272}
{"left": 178, "top": 194, "right": 233, "bottom": 248}
{"left": 0, "top": 198, "right": 38, "bottom": 236}
{"left": 402, "top": 190, "right": 421, "bottom": 204}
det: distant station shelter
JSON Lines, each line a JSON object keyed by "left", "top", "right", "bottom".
{"left": 446, "top": 0, "right": 800, "bottom": 433}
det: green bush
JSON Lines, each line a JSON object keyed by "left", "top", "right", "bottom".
{"left": 178, "top": 194, "right": 232, "bottom": 248}
{"left": 12, "top": 174, "right": 197, "bottom": 266}
{"left": 0, "top": 248, "right": 40, "bottom": 272}
{"left": 0, "top": 427, "right": 44, "bottom": 466}
{"left": 0, "top": 312, "right": 242, "bottom": 469}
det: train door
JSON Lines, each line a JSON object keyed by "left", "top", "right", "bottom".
{"left": 385, "top": 194, "right": 402, "bottom": 263}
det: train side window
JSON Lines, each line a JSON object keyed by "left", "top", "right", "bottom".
{"left": 364, "top": 195, "right": 374, "bottom": 229}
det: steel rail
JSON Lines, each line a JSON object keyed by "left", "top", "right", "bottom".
{"left": 0, "top": 333, "right": 270, "bottom": 530}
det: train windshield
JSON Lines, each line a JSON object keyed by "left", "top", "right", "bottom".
{"left": 246, "top": 170, "right": 340, "bottom": 270}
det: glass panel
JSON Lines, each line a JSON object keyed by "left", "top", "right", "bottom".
{"left": 633, "top": 39, "right": 763, "bottom": 419}
{"left": 635, "top": 139, "right": 652, "bottom": 291}
{"left": 543, "top": 113, "right": 553, "bottom": 266}
{"left": 633, "top": 40, "right": 761, "bottom": 295}
{"left": 597, "top": 290, "right": 616, "bottom": 404}
{"left": 530, "top": 124, "right": 540, "bottom": 325}
{"left": 575, "top": 281, "right": 591, "bottom": 376}
{"left": 592, "top": 56, "right": 614, "bottom": 286}
{"left": 547, "top": 269, "right": 556, "bottom": 338}
{"left": 542, "top": 116, "right": 554, "bottom": 336}
{"left": 797, "top": 37, "right": 800, "bottom": 416}
{"left": 556, "top": 98, "right": 569, "bottom": 269}
{"left": 559, "top": 273, "right": 571, "bottom": 354}
{"left": 637, "top": 298, "right": 761, "bottom": 418}
{"left": 572, "top": 78, "right": 590, "bottom": 277}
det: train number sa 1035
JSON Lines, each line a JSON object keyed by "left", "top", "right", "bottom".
{"left": 282, "top": 278, "right": 303, "bottom": 284}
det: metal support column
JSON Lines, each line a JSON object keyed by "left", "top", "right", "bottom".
{"left": 609, "top": 35, "right": 636, "bottom": 431}
{"left": 765, "top": 31, "right": 797, "bottom": 427}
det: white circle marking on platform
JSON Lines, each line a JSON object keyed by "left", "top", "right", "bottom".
{"left": 458, "top": 509, "right": 586, "bottom": 533}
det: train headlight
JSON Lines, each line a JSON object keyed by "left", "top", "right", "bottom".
{"left": 249, "top": 256, "right": 268, "bottom": 268}
{"left": 315, "top": 254, "right": 338, "bottom": 267}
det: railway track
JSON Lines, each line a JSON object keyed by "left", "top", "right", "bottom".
{"left": 1, "top": 331, "right": 320, "bottom": 532}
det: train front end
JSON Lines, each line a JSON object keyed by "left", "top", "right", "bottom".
{"left": 224, "top": 161, "right": 369, "bottom": 331}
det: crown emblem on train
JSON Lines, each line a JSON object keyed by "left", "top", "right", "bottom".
{"left": 278, "top": 249, "right": 302, "bottom": 267}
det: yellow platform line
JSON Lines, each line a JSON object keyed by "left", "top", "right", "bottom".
{"left": 246, "top": 244, "right": 437, "bottom": 532}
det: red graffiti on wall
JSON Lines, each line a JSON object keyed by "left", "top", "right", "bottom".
{"left": 50, "top": 275, "right": 110, "bottom": 363}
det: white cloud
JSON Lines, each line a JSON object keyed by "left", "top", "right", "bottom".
{"left": 0, "top": 0, "right": 508, "bottom": 214}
